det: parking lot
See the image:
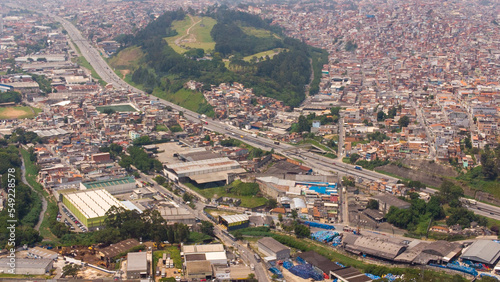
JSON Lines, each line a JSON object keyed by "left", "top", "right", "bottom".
{"left": 58, "top": 203, "right": 87, "bottom": 233}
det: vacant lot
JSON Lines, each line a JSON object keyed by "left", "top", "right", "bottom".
{"left": 108, "top": 46, "right": 144, "bottom": 78}
{"left": 0, "top": 106, "right": 41, "bottom": 119}
{"left": 165, "top": 16, "right": 217, "bottom": 54}
{"left": 376, "top": 159, "right": 458, "bottom": 188}
{"left": 243, "top": 48, "right": 286, "bottom": 62}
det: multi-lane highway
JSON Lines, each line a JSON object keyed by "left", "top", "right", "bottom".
{"left": 55, "top": 16, "right": 500, "bottom": 225}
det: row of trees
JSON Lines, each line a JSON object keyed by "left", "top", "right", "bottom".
{"left": 119, "top": 145, "right": 163, "bottom": 173}
{"left": 104, "top": 206, "right": 190, "bottom": 243}
{"left": 0, "top": 91, "right": 22, "bottom": 104}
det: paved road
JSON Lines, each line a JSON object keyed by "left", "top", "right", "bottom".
{"left": 138, "top": 172, "right": 271, "bottom": 282}
{"left": 21, "top": 156, "right": 47, "bottom": 231}
{"left": 55, "top": 17, "right": 500, "bottom": 223}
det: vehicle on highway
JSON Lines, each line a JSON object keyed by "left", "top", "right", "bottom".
{"left": 274, "top": 141, "right": 280, "bottom": 145}
{"left": 354, "top": 165, "right": 363, "bottom": 170}
{"left": 254, "top": 254, "right": 261, "bottom": 262}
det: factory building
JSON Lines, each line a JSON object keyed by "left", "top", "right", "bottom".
{"left": 80, "top": 176, "right": 136, "bottom": 195}
{"left": 127, "top": 252, "right": 149, "bottom": 279}
{"left": 218, "top": 214, "right": 249, "bottom": 231}
{"left": 0, "top": 258, "right": 53, "bottom": 275}
{"left": 257, "top": 237, "right": 290, "bottom": 261}
{"left": 27, "top": 247, "right": 58, "bottom": 260}
{"left": 182, "top": 244, "right": 228, "bottom": 265}
{"left": 461, "top": 240, "right": 500, "bottom": 266}
{"left": 164, "top": 157, "right": 246, "bottom": 185}
{"left": 61, "top": 188, "right": 126, "bottom": 228}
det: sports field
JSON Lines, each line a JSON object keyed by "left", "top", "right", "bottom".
{"left": 0, "top": 106, "right": 41, "bottom": 119}
{"left": 96, "top": 104, "right": 137, "bottom": 113}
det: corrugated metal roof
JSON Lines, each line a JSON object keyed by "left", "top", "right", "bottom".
{"left": 461, "top": 240, "right": 500, "bottom": 264}
{"left": 220, "top": 214, "right": 249, "bottom": 224}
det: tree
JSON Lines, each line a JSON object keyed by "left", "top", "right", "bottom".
{"left": 103, "top": 108, "right": 115, "bottom": 115}
{"left": 291, "top": 209, "right": 298, "bottom": 219}
{"left": 398, "top": 115, "right": 410, "bottom": 128}
{"left": 247, "top": 273, "right": 258, "bottom": 282}
{"left": 200, "top": 221, "right": 214, "bottom": 237}
{"left": 296, "top": 115, "right": 311, "bottom": 132}
{"left": 349, "top": 153, "right": 360, "bottom": 164}
{"left": 439, "top": 180, "right": 464, "bottom": 203}
{"left": 63, "top": 264, "right": 81, "bottom": 278}
{"left": 376, "top": 111, "right": 386, "bottom": 121}
{"left": 294, "top": 223, "right": 310, "bottom": 238}
{"left": 278, "top": 214, "right": 283, "bottom": 222}
{"left": 267, "top": 198, "right": 277, "bottom": 209}
{"left": 367, "top": 199, "right": 379, "bottom": 210}
{"left": 154, "top": 176, "right": 166, "bottom": 185}
{"left": 183, "top": 193, "right": 193, "bottom": 203}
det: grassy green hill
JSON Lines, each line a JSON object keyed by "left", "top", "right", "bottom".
{"left": 112, "top": 8, "right": 328, "bottom": 110}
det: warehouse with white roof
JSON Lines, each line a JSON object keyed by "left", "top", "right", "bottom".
{"left": 61, "top": 188, "right": 125, "bottom": 229}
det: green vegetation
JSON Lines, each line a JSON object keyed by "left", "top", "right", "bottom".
{"left": 75, "top": 56, "right": 106, "bottom": 86}
{"left": 31, "top": 74, "right": 53, "bottom": 94}
{"left": 95, "top": 104, "right": 137, "bottom": 113}
{"left": 0, "top": 107, "right": 41, "bottom": 119}
{"left": 291, "top": 108, "right": 341, "bottom": 133}
{"left": 155, "top": 124, "right": 169, "bottom": 131}
{"left": 385, "top": 181, "right": 492, "bottom": 239}
{"left": 0, "top": 145, "right": 42, "bottom": 247}
{"left": 188, "top": 231, "right": 213, "bottom": 243}
{"left": 153, "top": 246, "right": 182, "bottom": 272}
{"left": 458, "top": 144, "right": 500, "bottom": 198}
{"left": 119, "top": 146, "right": 163, "bottom": 173}
{"left": 185, "top": 180, "right": 268, "bottom": 208}
{"left": 21, "top": 148, "right": 65, "bottom": 241}
{"left": 115, "top": 8, "right": 328, "bottom": 108}
{"left": 0, "top": 91, "right": 22, "bottom": 103}
{"left": 165, "top": 16, "right": 217, "bottom": 53}
{"left": 105, "top": 206, "right": 190, "bottom": 243}
{"left": 152, "top": 88, "right": 214, "bottom": 117}
{"left": 242, "top": 48, "right": 285, "bottom": 62}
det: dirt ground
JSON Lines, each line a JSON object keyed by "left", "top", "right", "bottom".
{"left": 119, "top": 69, "right": 130, "bottom": 79}
{"left": 377, "top": 159, "right": 458, "bottom": 188}
{"left": 79, "top": 265, "right": 114, "bottom": 280}
{"left": 0, "top": 107, "right": 32, "bottom": 119}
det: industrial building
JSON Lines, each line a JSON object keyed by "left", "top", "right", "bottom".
{"left": 214, "top": 265, "right": 253, "bottom": 281}
{"left": 185, "top": 261, "right": 213, "bottom": 280}
{"left": 27, "top": 247, "right": 58, "bottom": 260}
{"left": 297, "top": 251, "right": 344, "bottom": 275}
{"left": 0, "top": 258, "right": 53, "bottom": 275}
{"left": 80, "top": 176, "right": 136, "bottom": 195}
{"left": 164, "top": 157, "right": 246, "bottom": 185}
{"left": 182, "top": 244, "right": 227, "bottom": 265}
{"left": 330, "top": 266, "right": 372, "bottom": 282}
{"left": 372, "top": 194, "right": 411, "bottom": 214}
{"left": 342, "top": 234, "right": 407, "bottom": 261}
{"left": 461, "top": 240, "right": 500, "bottom": 265}
{"left": 394, "top": 241, "right": 462, "bottom": 265}
{"left": 98, "top": 239, "right": 141, "bottom": 260}
{"left": 158, "top": 205, "right": 196, "bottom": 226}
{"left": 257, "top": 237, "right": 290, "bottom": 261}
{"left": 126, "top": 252, "right": 149, "bottom": 279}
{"left": 218, "top": 214, "right": 249, "bottom": 231}
{"left": 61, "top": 189, "right": 126, "bottom": 228}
